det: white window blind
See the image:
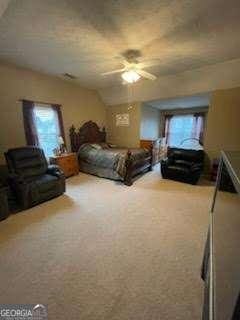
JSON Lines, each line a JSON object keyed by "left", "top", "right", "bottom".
{"left": 168, "top": 115, "right": 194, "bottom": 147}
{"left": 166, "top": 114, "right": 204, "bottom": 149}
{"left": 34, "top": 105, "right": 60, "bottom": 157}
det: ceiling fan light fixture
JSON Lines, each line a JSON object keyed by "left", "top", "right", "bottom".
{"left": 121, "top": 70, "right": 141, "bottom": 83}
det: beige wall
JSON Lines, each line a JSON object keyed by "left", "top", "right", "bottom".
{"left": 106, "top": 103, "right": 161, "bottom": 147}
{"left": 106, "top": 102, "right": 141, "bottom": 148}
{"left": 107, "top": 87, "right": 240, "bottom": 167}
{"left": 140, "top": 105, "right": 161, "bottom": 140}
{"left": 0, "top": 62, "right": 106, "bottom": 163}
{"left": 205, "top": 87, "right": 240, "bottom": 163}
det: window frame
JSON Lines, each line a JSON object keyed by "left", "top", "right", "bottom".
{"left": 22, "top": 100, "right": 65, "bottom": 157}
{"left": 163, "top": 111, "right": 206, "bottom": 148}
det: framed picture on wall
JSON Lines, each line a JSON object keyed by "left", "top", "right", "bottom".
{"left": 116, "top": 113, "right": 129, "bottom": 126}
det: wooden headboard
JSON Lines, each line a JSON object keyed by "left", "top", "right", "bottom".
{"left": 69, "top": 121, "right": 106, "bottom": 152}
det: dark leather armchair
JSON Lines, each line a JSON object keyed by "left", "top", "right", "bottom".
{"left": 161, "top": 147, "right": 204, "bottom": 185}
{"left": 0, "top": 184, "right": 9, "bottom": 220}
{"left": 5, "top": 146, "right": 65, "bottom": 209}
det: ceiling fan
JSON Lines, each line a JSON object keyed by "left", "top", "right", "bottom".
{"left": 101, "top": 49, "right": 158, "bottom": 84}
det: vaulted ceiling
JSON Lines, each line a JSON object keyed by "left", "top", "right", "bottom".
{"left": 0, "top": 0, "right": 240, "bottom": 89}
{"left": 147, "top": 93, "right": 210, "bottom": 110}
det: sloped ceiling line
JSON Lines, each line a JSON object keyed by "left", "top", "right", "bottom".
{"left": 0, "top": 0, "right": 11, "bottom": 19}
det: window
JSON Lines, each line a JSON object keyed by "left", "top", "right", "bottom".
{"left": 22, "top": 100, "right": 65, "bottom": 157}
{"left": 34, "top": 105, "right": 61, "bottom": 157}
{"left": 164, "top": 113, "right": 205, "bottom": 149}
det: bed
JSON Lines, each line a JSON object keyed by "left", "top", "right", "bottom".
{"left": 69, "top": 121, "right": 153, "bottom": 186}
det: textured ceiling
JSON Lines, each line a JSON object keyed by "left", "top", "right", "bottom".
{"left": 147, "top": 93, "right": 210, "bottom": 110}
{"left": 0, "top": 0, "right": 240, "bottom": 89}
{"left": 0, "top": 0, "right": 11, "bottom": 18}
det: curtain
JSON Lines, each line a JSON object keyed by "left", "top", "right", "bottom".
{"left": 52, "top": 104, "right": 65, "bottom": 142}
{"left": 164, "top": 115, "right": 172, "bottom": 144}
{"left": 22, "top": 100, "right": 39, "bottom": 146}
{"left": 192, "top": 113, "right": 205, "bottom": 145}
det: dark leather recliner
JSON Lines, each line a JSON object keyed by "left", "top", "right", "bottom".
{"left": 5, "top": 146, "right": 66, "bottom": 209}
{"left": 0, "top": 184, "right": 9, "bottom": 220}
{"left": 161, "top": 147, "right": 204, "bottom": 185}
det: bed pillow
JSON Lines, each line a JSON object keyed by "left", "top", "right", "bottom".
{"left": 98, "top": 143, "right": 110, "bottom": 149}
{"left": 107, "top": 143, "right": 117, "bottom": 148}
{"left": 89, "top": 143, "right": 103, "bottom": 150}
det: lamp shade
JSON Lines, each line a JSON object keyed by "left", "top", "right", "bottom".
{"left": 58, "top": 136, "right": 64, "bottom": 145}
{"left": 121, "top": 70, "right": 141, "bottom": 83}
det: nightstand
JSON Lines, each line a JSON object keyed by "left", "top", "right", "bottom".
{"left": 50, "top": 153, "right": 79, "bottom": 178}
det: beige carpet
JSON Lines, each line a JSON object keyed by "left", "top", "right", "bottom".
{"left": 0, "top": 169, "right": 213, "bottom": 320}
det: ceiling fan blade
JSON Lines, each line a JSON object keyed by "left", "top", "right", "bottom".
{"left": 137, "top": 69, "right": 157, "bottom": 81}
{"left": 138, "top": 59, "right": 161, "bottom": 68}
{"left": 122, "top": 59, "right": 133, "bottom": 68}
{"left": 101, "top": 68, "right": 125, "bottom": 76}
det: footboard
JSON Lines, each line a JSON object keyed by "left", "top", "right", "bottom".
{"left": 124, "top": 145, "right": 154, "bottom": 186}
